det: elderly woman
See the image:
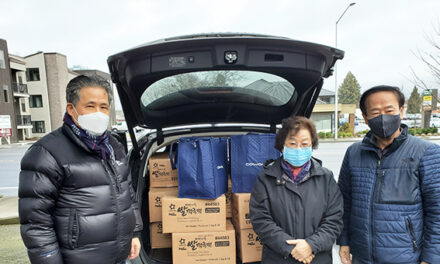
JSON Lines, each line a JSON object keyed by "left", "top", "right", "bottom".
{"left": 250, "top": 116, "right": 343, "bottom": 264}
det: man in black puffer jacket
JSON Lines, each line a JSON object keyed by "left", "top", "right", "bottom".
{"left": 19, "top": 75, "right": 143, "bottom": 264}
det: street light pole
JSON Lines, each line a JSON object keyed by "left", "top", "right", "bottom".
{"left": 334, "top": 2, "right": 356, "bottom": 140}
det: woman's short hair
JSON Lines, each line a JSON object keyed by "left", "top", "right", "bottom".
{"left": 275, "top": 116, "right": 318, "bottom": 151}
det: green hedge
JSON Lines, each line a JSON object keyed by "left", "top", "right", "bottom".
{"left": 409, "top": 127, "right": 438, "bottom": 135}
{"left": 318, "top": 132, "right": 334, "bottom": 139}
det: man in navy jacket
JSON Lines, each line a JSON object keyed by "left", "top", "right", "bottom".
{"left": 337, "top": 85, "right": 440, "bottom": 264}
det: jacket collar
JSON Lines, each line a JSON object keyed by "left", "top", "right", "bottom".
{"left": 62, "top": 123, "right": 126, "bottom": 161}
{"left": 264, "top": 156, "right": 326, "bottom": 182}
{"left": 361, "top": 124, "right": 408, "bottom": 156}
{"left": 62, "top": 123, "right": 93, "bottom": 154}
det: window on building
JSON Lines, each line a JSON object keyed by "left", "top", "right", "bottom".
{"left": 21, "top": 101, "right": 26, "bottom": 112}
{"left": 0, "top": 50, "right": 5, "bottom": 69}
{"left": 26, "top": 68, "right": 40, "bottom": 81}
{"left": 32, "top": 121, "right": 45, "bottom": 133}
{"left": 30, "top": 95, "right": 43, "bottom": 108}
{"left": 3, "top": 85, "right": 9, "bottom": 103}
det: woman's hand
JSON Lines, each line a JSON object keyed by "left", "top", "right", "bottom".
{"left": 128, "top": 237, "right": 141, "bottom": 260}
{"left": 339, "top": 246, "right": 351, "bottom": 264}
{"left": 286, "top": 239, "right": 313, "bottom": 263}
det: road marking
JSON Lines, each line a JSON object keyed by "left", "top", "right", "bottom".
{"left": 0, "top": 187, "right": 18, "bottom": 190}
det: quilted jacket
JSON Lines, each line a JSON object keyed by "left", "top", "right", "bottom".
{"left": 19, "top": 124, "right": 143, "bottom": 264}
{"left": 337, "top": 125, "right": 440, "bottom": 264}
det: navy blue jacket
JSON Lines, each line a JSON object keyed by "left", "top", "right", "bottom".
{"left": 337, "top": 126, "right": 440, "bottom": 264}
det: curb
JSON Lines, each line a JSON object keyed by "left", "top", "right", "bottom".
{"left": 0, "top": 217, "right": 19, "bottom": 225}
{"left": 319, "top": 135, "right": 440, "bottom": 143}
{"left": 0, "top": 197, "right": 19, "bottom": 225}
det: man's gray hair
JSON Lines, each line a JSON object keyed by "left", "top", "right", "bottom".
{"left": 66, "top": 75, "right": 113, "bottom": 106}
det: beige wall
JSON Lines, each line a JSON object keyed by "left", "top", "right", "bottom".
{"left": 312, "top": 103, "right": 356, "bottom": 114}
{"left": 44, "top": 53, "right": 70, "bottom": 130}
{"left": 24, "top": 52, "right": 52, "bottom": 137}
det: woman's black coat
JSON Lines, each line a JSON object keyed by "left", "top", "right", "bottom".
{"left": 250, "top": 157, "right": 343, "bottom": 264}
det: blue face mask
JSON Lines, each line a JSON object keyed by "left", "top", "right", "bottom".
{"left": 283, "top": 146, "right": 312, "bottom": 167}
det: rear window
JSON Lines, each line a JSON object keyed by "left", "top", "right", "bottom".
{"left": 141, "top": 70, "right": 295, "bottom": 109}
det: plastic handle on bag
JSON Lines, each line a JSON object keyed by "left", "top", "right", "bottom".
{"left": 169, "top": 142, "right": 178, "bottom": 170}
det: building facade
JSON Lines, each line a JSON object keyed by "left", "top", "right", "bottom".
{"left": 0, "top": 39, "right": 18, "bottom": 143}
{"left": 310, "top": 88, "right": 356, "bottom": 133}
{"left": 10, "top": 54, "right": 32, "bottom": 141}
{"left": 0, "top": 38, "right": 119, "bottom": 142}
{"left": 24, "top": 52, "right": 53, "bottom": 138}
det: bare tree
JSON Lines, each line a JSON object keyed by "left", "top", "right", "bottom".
{"left": 410, "top": 21, "right": 440, "bottom": 100}
{"left": 407, "top": 21, "right": 440, "bottom": 128}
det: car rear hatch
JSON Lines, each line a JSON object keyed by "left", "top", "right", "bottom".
{"left": 107, "top": 33, "right": 343, "bottom": 264}
{"left": 108, "top": 33, "right": 343, "bottom": 154}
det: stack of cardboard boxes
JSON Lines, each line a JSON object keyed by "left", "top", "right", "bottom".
{"left": 232, "top": 193, "right": 263, "bottom": 263}
{"left": 148, "top": 152, "right": 236, "bottom": 264}
{"left": 162, "top": 194, "right": 236, "bottom": 264}
{"left": 148, "top": 152, "right": 178, "bottom": 249}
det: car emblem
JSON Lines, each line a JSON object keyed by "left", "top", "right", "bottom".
{"left": 224, "top": 51, "right": 238, "bottom": 64}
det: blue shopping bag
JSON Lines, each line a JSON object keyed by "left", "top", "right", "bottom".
{"left": 170, "top": 137, "right": 228, "bottom": 199}
{"left": 230, "top": 133, "right": 281, "bottom": 193}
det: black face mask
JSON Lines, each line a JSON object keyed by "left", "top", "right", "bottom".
{"left": 367, "top": 114, "right": 401, "bottom": 139}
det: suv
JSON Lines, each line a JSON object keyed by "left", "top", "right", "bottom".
{"left": 107, "top": 33, "right": 344, "bottom": 264}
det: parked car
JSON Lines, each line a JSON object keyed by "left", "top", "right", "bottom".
{"left": 107, "top": 33, "right": 344, "bottom": 264}
{"left": 430, "top": 117, "right": 440, "bottom": 128}
{"left": 402, "top": 118, "right": 422, "bottom": 128}
{"left": 112, "top": 121, "right": 128, "bottom": 131}
{"left": 354, "top": 123, "right": 370, "bottom": 134}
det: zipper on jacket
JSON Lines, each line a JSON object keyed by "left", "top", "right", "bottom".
{"left": 100, "top": 159, "right": 122, "bottom": 259}
{"left": 68, "top": 209, "right": 78, "bottom": 249}
{"left": 71, "top": 209, "right": 78, "bottom": 249}
{"left": 101, "top": 159, "right": 121, "bottom": 193}
{"left": 406, "top": 217, "right": 418, "bottom": 252}
{"left": 370, "top": 158, "right": 381, "bottom": 263}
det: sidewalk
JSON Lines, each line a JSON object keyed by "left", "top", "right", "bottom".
{"left": 0, "top": 197, "right": 19, "bottom": 225}
{"left": 0, "top": 141, "right": 35, "bottom": 149}
{"left": 319, "top": 135, "right": 440, "bottom": 143}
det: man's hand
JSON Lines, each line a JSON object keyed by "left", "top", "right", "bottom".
{"left": 339, "top": 246, "right": 352, "bottom": 264}
{"left": 421, "top": 262, "right": 428, "bottom": 264}
{"left": 128, "top": 237, "right": 141, "bottom": 260}
{"left": 286, "top": 239, "right": 313, "bottom": 263}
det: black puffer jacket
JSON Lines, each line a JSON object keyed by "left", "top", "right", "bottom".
{"left": 19, "top": 124, "right": 143, "bottom": 264}
{"left": 250, "top": 157, "right": 343, "bottom": 264}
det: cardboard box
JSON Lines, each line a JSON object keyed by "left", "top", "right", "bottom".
{"left": 172, "top": 220, "right": 236, "bottom": 264}
{"left": 162, "top": 194, "right": 226, "bottom": 233}
{"left": 232, "top": 193, "right": 252, "bottom": 230}
{"left": 150, "top": 222, "right": 172, "bottom": 249}
{"left": 226, "top": 178, "right": 232, "bottom": 218}
{"left": 149, "top": 152, "right": 178, "bottom": 187}
{"left": 149, "top": 187, "right": 179, "bottom": 222}
{"left": 225, "top": 191, "right": 232, "bottom": 218}
{"left": 236, "top": 228, "right": 263, "bottom": 263}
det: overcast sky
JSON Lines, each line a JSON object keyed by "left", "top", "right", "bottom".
{"left": 1, "top": 0, "right": 439, "bottom": 109}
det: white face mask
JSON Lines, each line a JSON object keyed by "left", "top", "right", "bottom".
{"left": 73, "top": 107, "right": 109, "bottom": 136}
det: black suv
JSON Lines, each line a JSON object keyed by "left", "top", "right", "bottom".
{"left": 107, "top": 33, "right": 343, "bottom": 264}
